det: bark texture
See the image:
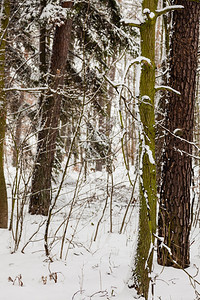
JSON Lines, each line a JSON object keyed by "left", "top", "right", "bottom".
{"left": 0, "top": 0, "right": 9, "bottom": 228}
{"left": 29, "top": 1, "right": 73, "bottom": 215}
{"left": 157, "top": 0, "right": 200, "bottom": 268}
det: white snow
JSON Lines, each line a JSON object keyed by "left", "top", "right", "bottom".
{"left": 149, "top": 12, "right": 155, "bottom": 19}
{"left": 40, "top": 3, "right": 68, "bottom": 27}
{"left": 173, "top": 128, "right": 182, "bottom": 135}
{"left": 143, "top": 8, "right": 151, "bottom": 14}
{"left": 0, "top": 163, "right": 199, "bottom": 300}
{"left": 145, "top": 144, "right": 155, "bottom": 165}
{"left": 135, "top": 64, "right": 141, "bottom": 97}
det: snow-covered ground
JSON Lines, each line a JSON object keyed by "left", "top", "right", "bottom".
{"left": 0, "top": 164, "right": 199, "bottom": 300}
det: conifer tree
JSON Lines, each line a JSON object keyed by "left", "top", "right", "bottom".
{"left": 29, "top": 0, "right": 74, "bottom": 215}
{"left": 29, "top": 0, "right": 136, "bottom": 215}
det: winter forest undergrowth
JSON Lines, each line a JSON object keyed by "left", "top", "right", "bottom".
{"left": 1, "top": 163, "right": 200, "bottom": 300}
{"left": 0, "top": 0, "right": 200, "bottom": 299}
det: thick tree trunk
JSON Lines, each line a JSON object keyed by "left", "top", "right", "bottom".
{"left": 130, "top": 1, "right": 158, "bottom": 298}
{"left": 29, "top": 1, "right": 73, "bottom": 215}
{"left": 157, "top": 0, "right": 200, "bottom": 268}
{"left": 0, "top": 0, "right": 9, "bottom": 228}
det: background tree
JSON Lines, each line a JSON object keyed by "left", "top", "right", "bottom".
{"left": 157, "top": 0, "right": 200, "bottom": 268}
{"left": 6, "top": 0, "right": 40, "bottom": 170}
{"left": 0, "top": 0, "right": 10, "bottom": 228}
{"left": 29, "top": 0, "right": 137, "bottom": 215}
{"left": 29, "top": 1, "right": 74, "bottom": 215}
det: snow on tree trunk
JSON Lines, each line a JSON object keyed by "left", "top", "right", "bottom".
{"left": 129, "top": 1, "right": 158, "bottom": 298}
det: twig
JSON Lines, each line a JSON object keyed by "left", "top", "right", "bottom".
{"left": 94, "top": 173, "right": 109, "bottom": 242}
{"left": 119, "top": 174, "right": 138, "bottom": 234}
{"left": 21, "top": 220, "right": 46, "bottom": 253}
{"left": 155, "top": 234, "right": 200, "bottom": 288}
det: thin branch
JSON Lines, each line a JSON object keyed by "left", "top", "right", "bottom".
{"left": 155, "top": 5, "right": 184, "bottom": 17}
{"left": 119, "top": 174, "right": 138, "bottom": 234}
{"left": 155, "top": 85, "right": 181, "bottom": 95}
{"left": 121, "top": 18, "right": 141, "bottom": 28}
{"left": 159, "top": 123, "right": 200, "bottom": 152}
{"left": 93, "top": 173, "right": 109, "bottom": 242}
{"left": 4, "top": 86, "right": 48, "bottom": 92}
{"left": 155, "top": 234, "right": 200, "bottom": 288}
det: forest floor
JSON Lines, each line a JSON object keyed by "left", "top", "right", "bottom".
{"left": 0, "top": 162, "right": 199, "bottom": 300}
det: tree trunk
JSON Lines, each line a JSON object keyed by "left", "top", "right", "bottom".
{"left": 12, "top": 91, "right": 23, "bottom": 167}
{"left": 29, "top": 1, "right": 73, "bottom": 215}
{"left": 130, "top": 1, "right": 158, "bottom": 298}
{"left": 39, "top": 0, "right": 47, "bottom": 106}
{"left": 0, "top": 0, "right": 9, "bottom": 228}
{"left": 155, "top": 0, "right": 171, "bottom": 188}
{"left": 157, "top": 0, "right": 200, "bottom": 268}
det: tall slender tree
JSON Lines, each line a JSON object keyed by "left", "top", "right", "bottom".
{"left": 125, "top": 1, "right": 185, "bottom": 298}
{"left": 29, "top": 1, "right": 73, "bottom": 215}
{"left": 125, "top": 1, "right": 158, "bottom": 297}
{"left": 158, "top": 0, "right": 200, "bottom": 268}
{"left": 131, "top": 3, "right": 158, "bottom": 298}
{"left": 0, "top": 0, "right": 10, "bottom": 228}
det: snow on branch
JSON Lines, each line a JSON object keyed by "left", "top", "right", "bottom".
{"left": 154, "top": 234, "right": 172, "bottom": 256}
{"left": 143, "top": 8, "right": 155, "bottom": 20}
{"left": 155, "top": 85, "right": 181, "bottom": 95}
{"left": 4, "top": 87, "right": 48, "bottom": 92}
{"left": 154, "top": 233, "right": 200, "bottom": 287}
{"left": 122, "top": 5, "right": 184, "bottom": 27}
{"left": 158, "top": 123, "right": 200, "bottom": 153}
{"left": 155, "top": 5, "right": 184, "bottom": 17}
{"left": 40, "top": 3, "right": 69, "bottom": 27}
{"left": 123, "top": 56, "right": 152, "bottom": 80}
{"left": 118, "top": 56, "right": 151, "bottom": 104}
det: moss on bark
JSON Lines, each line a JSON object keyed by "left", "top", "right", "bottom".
{"left": 131, "top": 1, "right": 158, "bottom": 298}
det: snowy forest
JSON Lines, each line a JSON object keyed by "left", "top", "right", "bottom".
{"left": 0, "top": 0, "right": 200, "bottom": 299}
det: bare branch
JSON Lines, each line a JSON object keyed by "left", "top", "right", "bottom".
{"left": 4, "top": 87, "right": 48, "bottom": 92}
{"left": 121, "top": 18, "right": 141, "bottom": 28}
{"left": 155, "top": 5, "right": 184, "bottom": 17}
{"left": 155, "top": 85, "right": 181, "bottom": 95}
